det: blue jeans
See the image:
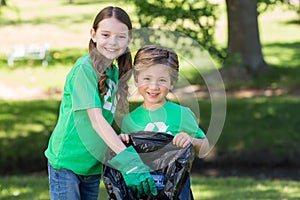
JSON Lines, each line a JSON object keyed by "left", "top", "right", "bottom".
{"left": 48, "top": 163, "right": 101, "bottom": 200}
{"left": 178, "top": 177, "right": 194, "bottom": 200}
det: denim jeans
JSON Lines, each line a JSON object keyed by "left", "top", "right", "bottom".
{"left": 178, "top": 177, "right": 194, "bottom": 200}
{"left": 48, "top": 163, "right": 101, "bottom": 200}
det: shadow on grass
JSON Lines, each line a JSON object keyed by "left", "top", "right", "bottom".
{"left": 264, "top": 41, "right": 300, "bottom": 68}
{"left": 1, "top": 95, "right": 300, "bottom": 175}
{"left": 0, "top": 100, "right": 60, "bottom": 174}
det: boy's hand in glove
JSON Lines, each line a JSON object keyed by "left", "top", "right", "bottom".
{"left": 108, "top": 146, "right": 158, "bottom": 197}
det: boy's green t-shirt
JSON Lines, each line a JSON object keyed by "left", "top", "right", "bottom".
{"left": 121, "top": 101, "right": 205, "bottom": 138}
{"left": 45, "top": 54, "right": 119, "bottom": 175}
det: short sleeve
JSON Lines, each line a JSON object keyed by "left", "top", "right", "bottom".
{"left": 182, "top": 107, "right": 206, "bottom": 138}
{"left": 121, "top": 114, "right": 132, "bottom": 134}
{"left": 71, "top": 64, "right": 101, "bottom": 111}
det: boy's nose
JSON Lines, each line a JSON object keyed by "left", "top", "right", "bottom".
{"left": 149, "top": 82, "right": 159, "bottom": 89}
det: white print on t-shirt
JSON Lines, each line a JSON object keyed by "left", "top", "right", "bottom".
{"left": 103, "top": 80, "right": 117, "bottom": 113}
{"left": 144, "top": 122, "right": 172, "bottom": 135}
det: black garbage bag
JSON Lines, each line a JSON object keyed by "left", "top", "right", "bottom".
{"left": 103, "top": 131, "right": 195, "bottom": 200}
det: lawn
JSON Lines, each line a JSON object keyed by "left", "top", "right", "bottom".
{"left": 1, "top": 175, "right": 300, "bottom": 200}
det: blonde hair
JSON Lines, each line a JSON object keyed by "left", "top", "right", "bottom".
{"left": 133, "top": 45, "right": 179, "bottom": 86}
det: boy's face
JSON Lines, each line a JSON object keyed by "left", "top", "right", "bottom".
{"left": 90, "top": 17, "right": 130, "bottom": 60}
{"left": 136, "top": 64, "right": 173, "bottom": 110}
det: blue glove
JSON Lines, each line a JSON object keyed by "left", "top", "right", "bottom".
{"left": 107, "top": 146, "right": 158, "bottom": 197}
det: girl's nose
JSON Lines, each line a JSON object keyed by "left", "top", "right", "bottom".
{"left": 108, "top": 35, "right": 117, "bottom": 45}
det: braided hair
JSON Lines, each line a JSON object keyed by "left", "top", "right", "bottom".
{"left": 89, "top": 6, "right": 133, "bottom": 113}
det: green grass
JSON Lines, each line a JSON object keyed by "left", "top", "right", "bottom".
{"left": 0, "top": 175, "right": 107, "bottom": 200}
{"left": 213, "top": 96, "right": 300, "bottom": 156}
{"left": 1, "top": 175, "right": 300, "bottom": 200}
{"left": 0, "top": 97, "right": 299, "bottom": 174}
{"left": 192, "top": 176, "right": 300, "bottom": 200}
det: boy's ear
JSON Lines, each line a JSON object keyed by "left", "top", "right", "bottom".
{"left": 134, "top": 81, "right": 139, "bottom": 87}
{"left": 169, "top": 84, "right": 174, "bottom": 90}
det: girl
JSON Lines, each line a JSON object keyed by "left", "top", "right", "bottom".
{"left": 120, "top": 45, "right": 210, "bottom": 199}
{"left": 45, "top": 7, "right": 157, "bottom": 200}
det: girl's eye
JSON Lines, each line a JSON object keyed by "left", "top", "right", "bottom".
{"left": 101, "top": 33, "right": 109, "bottom": 37}
{"left": 159, "top": 79, "right": 167, "bottom": 82}
{"left": 143, "top": 77, "right": 150, "bottom": 81}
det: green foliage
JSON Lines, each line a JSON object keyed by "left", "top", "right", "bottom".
{"left": 0, "top": 0, "right": 21, "bottom": 24}
{"left": 130, "top": 0, "right": 225, "bottom": 61}
{"left": 257, "top": 0, "right": 300, "bottom": 15}
{"left": 258, "top": 0, "right": 285, "bottom": 13}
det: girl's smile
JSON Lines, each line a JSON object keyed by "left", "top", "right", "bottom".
{"left": 91, "top": 17, "right": 130, "bottom": 60}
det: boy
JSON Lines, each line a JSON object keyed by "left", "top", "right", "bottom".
{"left": 120, "top": 45, "right": 209, "bottom": 199}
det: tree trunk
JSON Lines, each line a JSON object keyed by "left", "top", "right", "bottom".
{"left": 226, "top": 0, "right": 269, "bottom": 75}
{"left": 0, "top": 0, "right": 7, "bottom": 6}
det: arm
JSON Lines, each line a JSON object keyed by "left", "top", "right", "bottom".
{"left": 87, "top": 107, "right": 157, "bottom": 196}
{"left": 191, "top": 137, "right": 210, "bottom": 157}
{"left": 87, "top": 107, "right": 126, "bottom": 154}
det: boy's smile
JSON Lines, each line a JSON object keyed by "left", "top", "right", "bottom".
{"left": 136, "top": 64, "right": 173, "bottom": 110}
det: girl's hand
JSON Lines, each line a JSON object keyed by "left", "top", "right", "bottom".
{"left": 173, "top": 132, "right": 193, "bottom": 148}
{"left": 119, "top": 133, "right": 130, "bottom": 144}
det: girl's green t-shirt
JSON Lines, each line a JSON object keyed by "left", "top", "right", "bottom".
{"left": 45, "top": 54, "right": 119, "bottom": 175}
{"left": 121, "top": 101, "right": 205, "bottom": 138}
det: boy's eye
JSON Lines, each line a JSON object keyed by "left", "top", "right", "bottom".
{"left": 159, "top": 79, "right": 167, "bottom": 82}
{"left": 118, "top": 35, "right": 126, "bottom": 39}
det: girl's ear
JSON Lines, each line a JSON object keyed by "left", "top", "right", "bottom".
{"left": 169, "top": 84, "right": 174, "bottom": 90}
{"left": 90, "top": 28, "right": 96, "bottom": 43}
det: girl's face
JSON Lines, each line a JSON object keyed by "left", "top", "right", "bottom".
{"left": 136, "top": 64, "right": 173, "bottom": 110}
{"left": 91, "top": 17, "right": 130, "bottom": 60}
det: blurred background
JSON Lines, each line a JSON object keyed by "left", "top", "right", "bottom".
{"left": 0, "top": 0, "right": 300, "bottom": 199}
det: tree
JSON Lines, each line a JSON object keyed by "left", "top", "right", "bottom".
{"left": 130, "top": 0, "right": 221, "bottom": 58}
{"left": 131, "top": 0, "right": 274, "bottom": 76}
{"left": 0, "top": 0, "right": 7, "bottom": 6}
{"left": 225, "top": 0, "right": 269, "bottom": 75}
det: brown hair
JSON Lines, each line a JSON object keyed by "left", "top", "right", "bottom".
{"left": 89, "top": 6, "right": 133, "bottom": 113}
{"left": 133, "top": 45, "right": 179, "bottom": 86}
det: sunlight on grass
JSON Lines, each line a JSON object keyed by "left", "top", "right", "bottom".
{"left": 0, "top": 176, "right": 48, "bottom": 200}
{"left": 1, "top": 175, "right": 300, "bottom": 200}
{"left": 0, "top": 176, "right": 108, "bottom": 200}
{"left": 0, "top": 66, "right": 69, "bottom": 89}
{"left": 13, "top": 123, "right": 45, "bottom": 136}
{"left": 260, "top": 8, "right": 300, "bottom": 44}
{"left": 191, "top": 176, "right": 300, "bottom": 200}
